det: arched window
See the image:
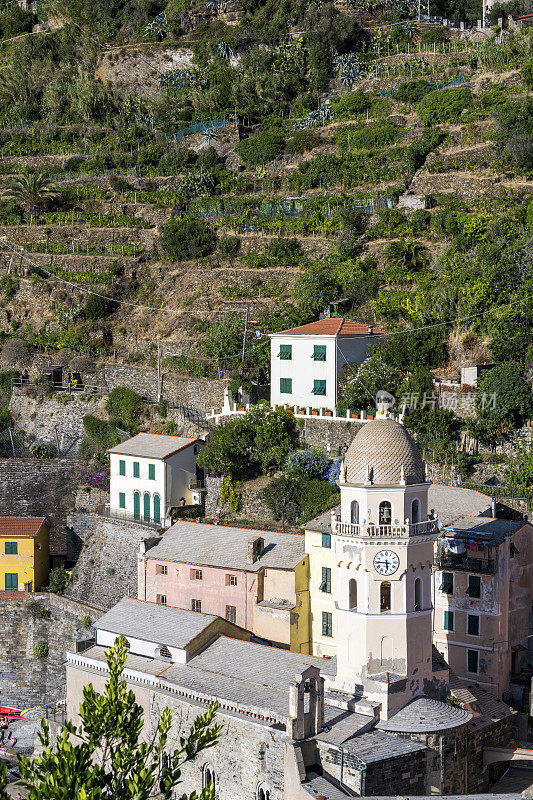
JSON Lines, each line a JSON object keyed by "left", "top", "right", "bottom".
{"left": 143, "top": 492, "right": 151, "bottom": 521}
{"left": 351, "top": 500, "right": 359, "bottom": 525}
{"left": 258, "top": 785, "right": 271, "bottom": 800}
{"left": 380, "top": 581, "right": 391, "bottom": 612}
{"left": 411, "top": 498, "right": 421, "bottom": 524}
{"left": 349, "top": 579, "right": 357, "bottom": 610}
{"left": 414, "top": 577, "right": 422, "bottom": 611}
{"left": 153, "top": 494, "right": 161, "bottom": 524}
{"left": 379, "top": 501, "right": 392, "bottom": 525}
{"left": 203, "top": 764, "right": 216, "bottom": 791}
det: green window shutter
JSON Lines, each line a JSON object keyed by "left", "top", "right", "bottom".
{"left": 119, "top": 459, "right": 126, "bottom": 476}
{"left": 5, "top": 542, "right": 17, "bottom": 555}
{"left": 143, "top": 493, "right": 151, "bottom": 520}
{"left": 467, "top": 649, "right": 479, "bottom": 673}
{"left": 133, "top": 492, "right": 140, "bottom": 520}
{"left": 443, "top": 610, "right": 454, "bottom": 631}
{"left": 322, "top": 611, "right": 332, "bottom": 637}
{"left": 440, "top": 572, "right": 454, "bottom": 594}
{"left": 119, "top": 493, "right": 126, "bottom": 509}
{"left": 467, "top": 614, "right": 479, "bottom": 636}
{"left": 133, "top": 462, "right": 140, "bottom": 478}
{"left": 5, "top": 573, "right": 17, "bottom": 590}
{"left": 467, "top": 575, "right": 481, "bottom": 598}
{"left": 320, "top": 567, "right": 331, "bottom": 593}
{"left": 313, "top": 345, "right": 326, "bottom": 361}
{"left": 322, "top": 533, "right": 331, "bottom": 549}
{"left": 312, "top": 380, "right": 326, "bottom": 396}
{"left": 280, "top": 378, "right": 292, "bottom": 394}
{"left": 279, "top": 345, "right": 292, "bottom": 360}
{"left": 153, "top": 495, "right": 161, "bottom": 524}
{"left": 148, "top": 464, "right": 156, "bottom": 480}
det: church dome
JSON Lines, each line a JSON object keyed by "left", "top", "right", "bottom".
{"left": 343, "top": 419, "right": 425, "bottom": 486}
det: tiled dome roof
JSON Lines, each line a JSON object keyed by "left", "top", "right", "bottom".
{"left": 343, "top": 419, "right": 425, "bottom": 486}
{"left": 377, "top": 697, "right": 471, "bottom": 733}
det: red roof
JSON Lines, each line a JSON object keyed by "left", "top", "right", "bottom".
{"left": 0, "top": 517, "right": 50, "bottom": 537}
{"left": 274, "top": 318, "right": 386, "bottom": 336}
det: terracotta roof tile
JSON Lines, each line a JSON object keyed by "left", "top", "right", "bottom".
{"left": 0, "top": 517, "right": 49, "bottom": 537}
{"left": 273, "top": 318, "right": 386, "bottom": 336}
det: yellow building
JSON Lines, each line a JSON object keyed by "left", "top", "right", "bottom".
{"left": 0, "top": 517, "right": 51, "bottom": 593}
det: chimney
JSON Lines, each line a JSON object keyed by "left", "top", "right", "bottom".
{"left": 368, "top": 325, "right": 374, "bottom": 334}
{"left": 247, "top": 537, "right": 264, "bottom": 564}
{"left": 491, "top": 497, "right": 497, "bottom": 518}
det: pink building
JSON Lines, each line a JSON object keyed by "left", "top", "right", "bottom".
{"left": 138, "top": 521, "right": 311, "bottom": 653}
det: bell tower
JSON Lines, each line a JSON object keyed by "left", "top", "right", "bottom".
{"left": 330, "top": 405, "right": 438, "bottom": 717}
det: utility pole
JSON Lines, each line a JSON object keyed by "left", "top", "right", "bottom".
{"left": 418, "top": 0, "right": 421, "bottom": 22}
{"left": 241, "top": 307, "right": 249, "bottom": 368}
{"left": 157, "top": 340, "right": 161, "bottom": 403}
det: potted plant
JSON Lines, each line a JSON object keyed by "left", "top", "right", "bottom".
{"left": 311, "top": 408, "right": 319, "bottom": 416}
{"left": 367, "top": 411, "right": 374, "bottom": 420}
{"left": 297, "top": 407, "right": 306, "bottom": 415}
{"left": 324, "top": 409, "right": 333, "bottom": 417}
{"left": 350, "top": 409, "right": 359, "bottom": 419}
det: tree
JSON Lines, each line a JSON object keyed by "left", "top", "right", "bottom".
{"left": 475, "top": 362, "right": 533, "bottom": 427}
{"left": 261, "top": 475, "right": 301, "bottom": 530}
{"left": 217, "top": 236, "right": 241, "bottom": 264}
{"left": 235, "top": 131, "right": 285, "bottom": 165}
{"left": 14, "top": 638, "right": 220, "bottom": 800}
{"left": 106, "top": 387, "right": 145, "bottom": 433}
{"left": 82, "top": 415, "right": 121, "bottom": 457}
{"left": 292, "top": 266, "right": 340, "bottom": 316}
{"left": 84, "top": 293, "right": 109, "bottom": 320}
{"left": 404, "top": 406, "right": 461, "bottom": 456}
{"left": 2, "top": 172, "right": 59, "bottom": 215}
{"left": 384, "top": 240, "right": 430, "bottom": 271}
{"left": 160, "top": 218, "right": 217, "bottom": 262}
{"left": 339, "top": 353, "right": 402, "bottom": 410}
{"left": 197, "top": 415, "right": 255, "bottom": 479}
{"left": 48, "top": 565, "right": 70, "bottom": 595}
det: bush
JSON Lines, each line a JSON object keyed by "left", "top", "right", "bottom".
{"left": 339, "top": 352, "right": 402, "bottom": 410}
{"left": 420, "top": 28, "right": 449, "bottom": 44}
{"left": 299, "top": 478, "right": 340, "bottom": 524}
{"left": 160, "top": 218, "right": 217, "bottom": 262}
{"left": 330, "top": 90, "right": 371, "bottom": 118}
{"left": 293, "top": 265, "right": 340, "bottom": 315}
{"left": 394, "top": 80, "right": 433, "bottom": 104}
{"left": 37, "top": 606, "right": 51, "bottom": 618}
{"left": 336, "top": 120, "right": 399, "bottom": 150}
{"left": 411, "top": 209, "right": 431, "bottom": 229}
{"left": 32, "top": 642, "right": 49, "bottom": 658}
{"left": 217, "top": 236, "right": 241, "bottom": 263}
{"left": 30, "top": 442, "right": 57, "bottom": 458}
{"left": 417, "top": 87, "right": 472, "bottom": 125}
{"left": 80, "top": 615, "right": 92, "bottom": 629}
{"left": 284, "top": 130, "right": 322, "bottom": 154}
{"left": 266, "top": 237, "right": 303, "bottom": 265}
{"left": 83, "top": 415, "right": 122, "bottom": 455}
{"left": 284, "top": 449, "right": 331, "bottom": 480}
{"left": 261, "top": 475, "right": 300, "bottom": 529}
{"left": 84, "top": 293, "right": 109, "bottom": 320}
{"left": 476, "top": 362, "right": 533, "bottom": 426}
{"left": 0, "top": 5, "right": 37, "bottom": 38}
{"left": 235, "top": 131, "right": 285, "bottom": 165}
{"left": 48, "top": 565, "right": 69, "bottom": 595}
{"left": 522, "top": 60, "right": 533, "bottom": 89}
{"left": 106, "top": 387, "right": 144, "bottom": 433}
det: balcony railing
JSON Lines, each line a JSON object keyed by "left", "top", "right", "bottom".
{"left": 189, "top": 480, "right": 206, "bottom": 491}
{"left": 332, "top": 517, "right": 438, "bottom": 538}
{"left": 97, "top": 505, "right": 163, "bottom": 530}
{"left": 435, "top": 553, "right": 497, "bottom": 574}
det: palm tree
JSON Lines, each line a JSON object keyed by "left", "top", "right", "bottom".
{"left": 384, "top": 240, "right": 430, "bottom": 271}
{"left": 2, "top": 172, "right": 60, "bottom": 215}
{"left": 202, "top": 128, "right": 220, "bottom": 144}
{"left": 215, "top": 41, "right": 234, "bottom": 60}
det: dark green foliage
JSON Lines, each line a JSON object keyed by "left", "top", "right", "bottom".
{"left": 266, "top": 237, "right": 303, "bottom": 264}
{"left": 394, "top": 80, "right": 433, "bottom": 104}
{"left": 488, "top": 0, "right": 533, "bottom": 23}
{"left": 106, "top": 387, "right": 144, "bottom": 433}
{"left": 298, "top": 478, "right": 340, "bottom": 523}
{"left": 202, "top": 318, "right": 243, "bottom": 365}
{"left": 83, "top": 415, "right": 122, "bottom": 455}
{"left": 160, "top": 218, "right": 217, "bottom": 261}
{"left": 417, "top": 88, "right": 472, "bottom": 125}
{"left": 411, "top": 209, "right": 431, "bottom": 229}
{"left": 0, "top": 6, "right": 37, "bottom": 38}
{"left": 431, "top": 208, "right": 461, "bottom": 236}
{"left": 330, "top": 90, "right": 371, "bottom": 118}
{"left": 336, "top": 120, "right": 399, "bottom": 150}
{"left": 404, "top": 407, "right": 461, "bottom": 456}
{"left": 30, "top": 442, "right": 57, "bottom": 458}
{"left": 0, "top": 406, "right": 12, "bottom": 432}
{"left": 379, "top": 329, "right": 447, "bottom": 371}
{"left": 293, "top": 265, "right": 340, "bottom": 315}
{"left": 48, "top": 565, "right": 70, "bottom": 595}
{"left": 84, "top": 293, "right": 109, "bottom": 320}
{"left": 0, "top": 275, "right": 18, "bottom": 301}
{"left": 475, "top": 362, "right": 533, "bottom": 426}
{"left": 420, "top": 28, "right": 449, "bottom": 45}
{"left": 284, "top": 130, "right": 322, "bottom": 154}
{"left": 235, "top": 131, "right": 285, "bottom": 165}
{"left": 261, "top": 475, "right": 301, "bottom": 529}
{"left": 217, "top": 236, "right": 241, "bottom": 263}
{"left": 523, "top": 60, "right": 533, "bottom": 89}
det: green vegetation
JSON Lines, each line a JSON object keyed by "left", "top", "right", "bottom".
{"left": 235, "top": 131, "right": 285, "bottom": 165}
{"left": 161, "top": 218, "right": 217, "bottom": 261}
{"left": 48, "top": 565, "right": 70, "bottom": 595}
{"left": 106, "top": 387, "right": 145, "bottom": 434}
{"left": 417, "top": 88, "right": 472, "bottom": 125}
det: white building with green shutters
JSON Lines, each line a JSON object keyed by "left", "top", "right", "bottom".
{"left": 269, "top": 318, "right": 385, "bottom": 412}
{"left": 108, "top": 434, "right": 205, "bottom": 527}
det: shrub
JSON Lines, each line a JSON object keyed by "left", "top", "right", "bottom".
{"left": 33, "top": 642, "right": 49, "bottom": 658}
{"left": 394, "top": 80, "right": 433, "bottom": 104}
{"left": 217, "top": 236, "right": 241, "bottom": 263}
{"left": 261, "top": 475, "right": 300, "bottom": 530}
{"left": 527, "top": 197, "right": 533, "bottom": 229}
{"left": 266, "top": 237, "right": 303, "bottom": 265}
{"left": 522, "top": 60, "right": 533, "bottom": 89}
{"left": 37, "top": 607, "right": 51, "bottom": 619}
{"left": 284, "top": 130, "right": 322, "bottom": 154}
{"left": 293, "top": 265, "right": 340, "bottom": 315}
{"left": 106, "top": 387, "right": 144, "bottom": 433}
{"left": 160, "top": 218, "right": 217, "bottom": 261}
{"left": 82, "top": 415, "right": 121, "bottom": 455}
{"left": 417, "top": 87, "right": 472, "bottom": 125}
{"left": 30, "top": 442, "right": 57, "bottom": 458}
{"left": 420, "top": 28, "right": 449, "bottom": 44}
{"left": 339, "top": 352, "right": 402, "bottom": 410}
{"left": 299, "top": 478, "right": 340, "bottom": 524}
{"left": 411, "top": 209, "right": 431, "bottom": 229}
{"left": 84, "top": 293, "right": 109, "bottom": 320}
{"left": 336, "top": 120, "right": 399, "bottom": 150}
{"left": 80, "top": 615, "right": 92, "bottom": 629}
{"left": 284, "top": 449, "right": 331, "bottom": 480}
{"left": 105, "top": 566, "right": 116, "bottom": 576}
{"left": 48, "top": 565, "right": 69, "bottom": 595}
{"left": 476, "top": 362, "right": 533, "bottom": 426}
{"left": 0, "top": 275, "right": 19, "bottom": 301}
{"left": 235, "top": 131, "right": 285, "bottom": 165}
{"left": 330, "top": 90, "right": 371, "bottom": 118}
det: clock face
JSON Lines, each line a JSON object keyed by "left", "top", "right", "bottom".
{"left": 373, "top": 550, "right": 400, "bottom": 576}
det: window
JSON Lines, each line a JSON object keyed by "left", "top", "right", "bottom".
{"left": 159, "top": 645, "right": 171, "bottom": 658}
{"left": 313, "top": 345, "right": 326, "bottom": 361}
{"left": 258, "top": 785, "right": 271, "bottom": 800}
{"left": 157, "top": 595, "right": 167, "bottom": 605}
{"left": 379, "top": 501, "right": 392, "bottom": 525}
{"left": 226, "top": 574, "right": 238, "bottom": 586}
{"left": 467, "top": 614, "right": 480, "bottom": 636}
{"left": 322, "top": 532, "right": 331, "bottom": 548}
{"left": 153, "top": 494, "right": 161, "bottom": 524}
{"left": 443, "top": 610, "right": 454, "bottom": 631}
{"left": 5, "top": 573, "right": 17, "bottom": 590}
{"left": 148, "top": 464, "right": 156, "bottom": 480}
{"left": 414, "top": 577, "right": 422, "bottom": 610}
{"left": 280, "top": 378, "right": 292, "bottom": 394}
{"left": 119, "top": 459, "right": 126, "bottom": 476}
{"left": 192, "top": 599, "right": 202, "bottom": 612}
{"left": 156, "top": 564, "right": 168, "bottom": 575}
{"left": 467, "top": 575, "right": 481, "bottom": 599}
{"left": 119, "top": 492, "right": 126, "bottom": 509}
{"left": 226, "top": 605, "right": 236, "bottom": 623}
{"left": 510, "top": 542, "right": 519, "bottom": 558}
{"left": 349, "top": 579, "right": 357, "bottom": 610}
{"left": 351, "top": 500, "right": 360, "bottom": 525}
{"left": 467, "top": 649, "right": 479, "bottom": 674}
{"left": 322, "top": 611, "right": 333, "bottom": 637}
{"left": 312, "top": 379, "right": 326, "bottom": 396}
{"left": 133, "top": 461, "right": 140, "bottom": 478}
{"left": 411, "top": 498, "right": 421, "bottom": 523}
{"left": 203, "top": 765, "right": 216, "bottom": 791}
{"left": 194, "top": 569, "right": 203, "bottom": 580}
{"left": 319, "top": 567, "right": 331, "bottom": 593}
{"left": 279, "top": 344, "right": 292, "bottom": 360}
{"left": 440, "top": 572, "right": 454, "bottom": 594}
{"left": 380, "top": 581, "right": 391, "bottom": 612}
{"left": 5, "top": 542, "right": 17, "bottom": 555}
